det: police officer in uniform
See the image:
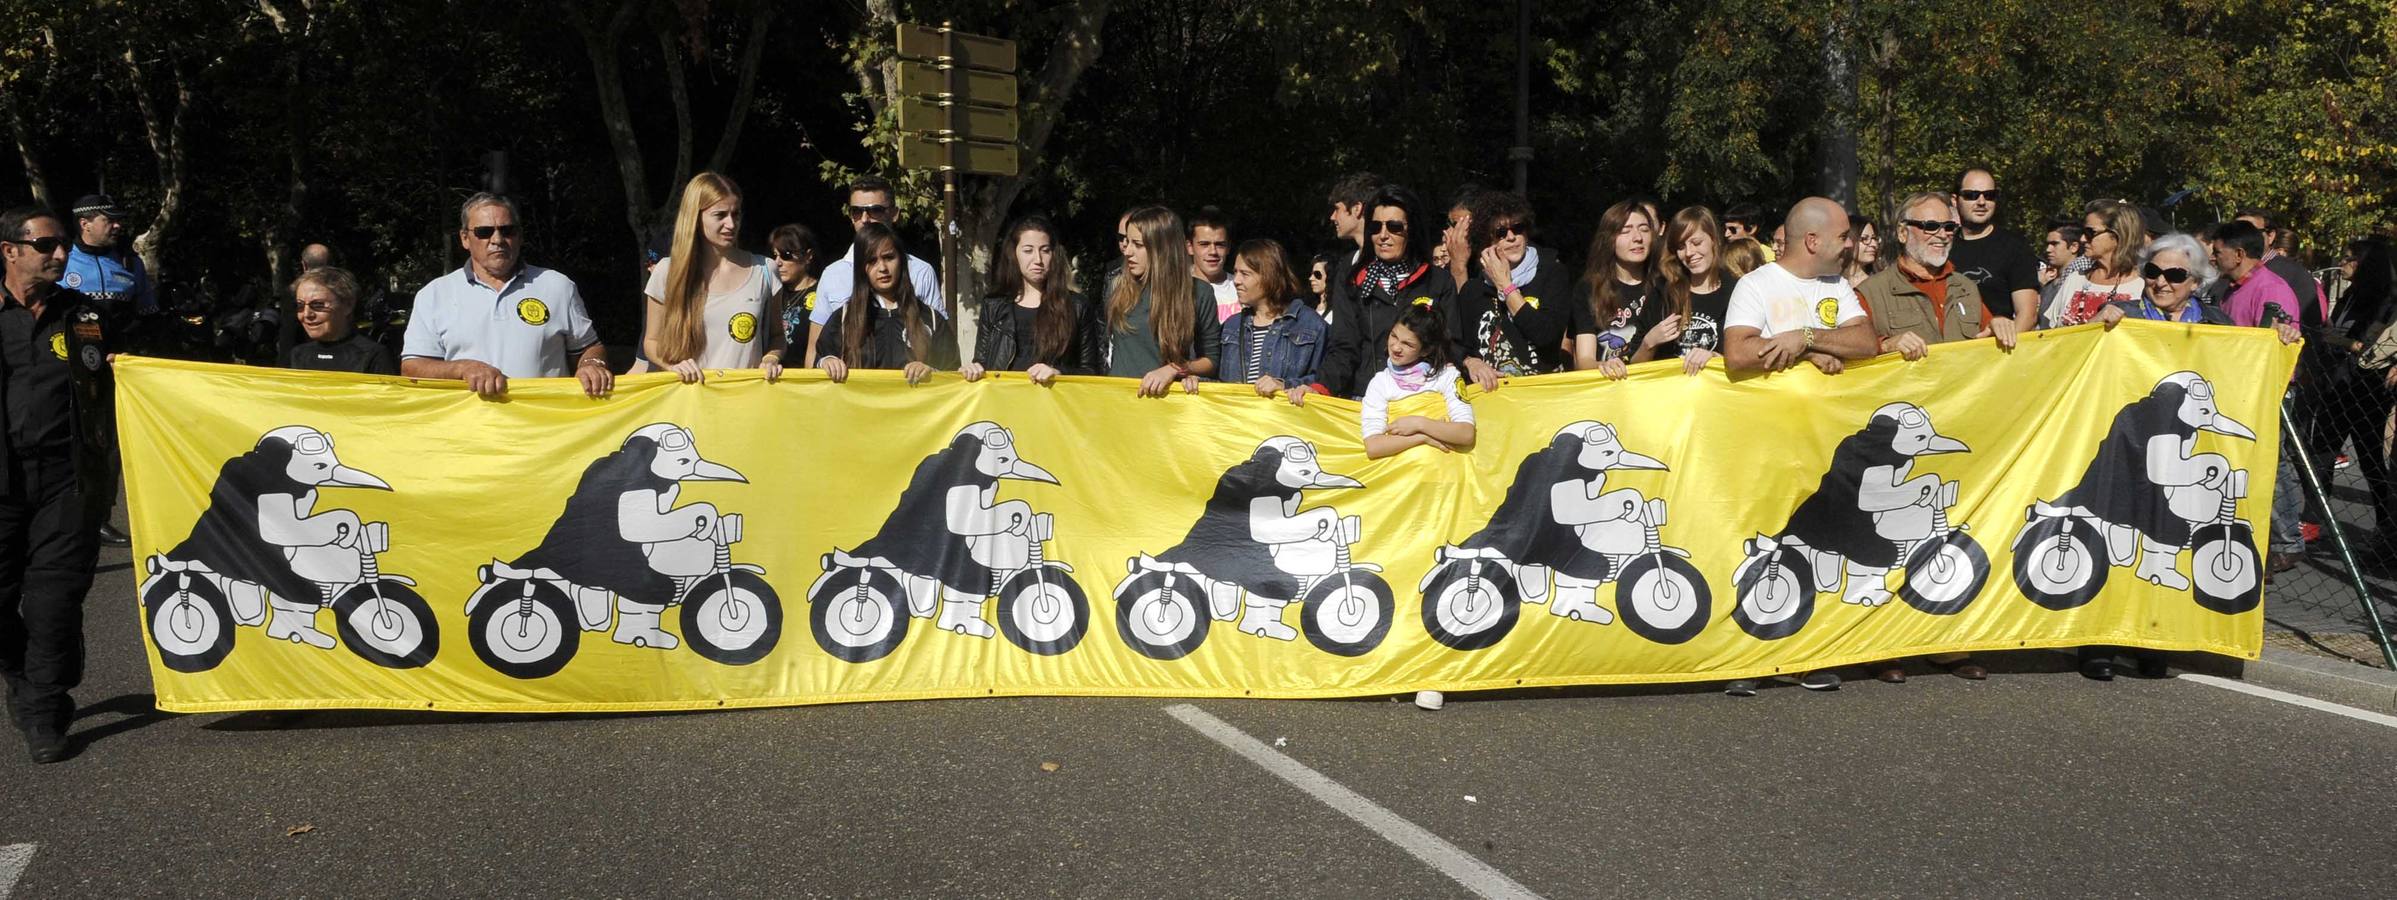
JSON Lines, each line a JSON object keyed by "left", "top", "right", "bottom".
{"left": 58, "top": 195, "right": 143, "bottom": 548}
{"left": 1, "top": 206, "right": 115, "bottom": 764}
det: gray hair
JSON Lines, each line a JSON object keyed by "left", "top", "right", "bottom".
{"left": 458, "top": 192, "right": 521, "bottom": 231}
{"left": 292, "top": 266, "right": 361, "bottom": 309}
{"left": 1897, "top": 191, "right": 1955, "bottom": 221}
{"left": 2140, "top": 232, "right": 2215, "bottom": 284}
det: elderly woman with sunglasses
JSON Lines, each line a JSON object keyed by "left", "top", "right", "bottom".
{"left": 2094, "top": 233, "right": 2227, "bottom": 327}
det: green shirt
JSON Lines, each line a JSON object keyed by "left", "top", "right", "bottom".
{"left": 1106, "top": 277, "right": 1221, "bottom": 378}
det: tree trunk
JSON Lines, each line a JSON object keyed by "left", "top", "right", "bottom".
{"left": 564, "top": 0, "right": 653, "bottom": 254}
{"left": 122, "top": 45, "right": 190, "bottom": 282}
{"left": 1815, "top": 0, "right": 1859, "bottom": 206}
{"left": 656, "top": 27, "right": 694, "bottom": 222}
{"left": 0, "top": 90, "right": 49, "bottom": 209}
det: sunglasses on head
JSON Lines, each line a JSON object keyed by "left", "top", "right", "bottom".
{"left": 1904, "top": 219, "right": 1962, "bottom": 235}
{"left": 1957, "top": 189, "right": 2001, "bottom": 202}
{"left": 2, "top": 236, "right": 70, "bottom": 254}
{"left": 469, "top": 224, "right": 520, "bottom": 240}
{"left": 2141, "top": 263, "right": 2192, "bottom": 284}
{"left": 1366, "top": 219, "right": 1407, "bottom": 237}
{"left": 848, "top": 204, "right": 895, "bottom": 219}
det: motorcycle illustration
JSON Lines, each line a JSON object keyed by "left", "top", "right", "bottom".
{"left": 1117, "top": 513, "right": 1393, "bottom": 659}
{"left": 143, "top": 520, "right": 439, "bottom": 673}
{"left": 467, "top": 512, "right": 781, "bottom": 679}
{"left": 809, "top": 509, "right": 1090, "bottom": 662}
{"left": 1422, "top": 496, "right": 1711, "bottom": 650}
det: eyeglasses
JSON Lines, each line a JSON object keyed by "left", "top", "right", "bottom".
{"left": 1, "top": 237, "right": 69, "bottom": 254}
{"left": 1956, "top": 189, "right": 2002, "bottom": 202}
{"left": 2141, "top": 263, "right": 2193, "bottom": 284}
{"left": 469, "top": 225, "right": 520, "bottom": 240}
{"left": 1904, "top": 219, "right": 1962, "bottom": 235}
{"left": 298, "top": 300, "right": 340, "bottom": 314}
{"left": 847, "top": 204, "right": 896, "bottom": 220}
{"left": 1366, "top": 220, "right": 1408, "bottom": 237}
{"left": 771, "top": 249, "right": 809, "bottom": 263}
{"left": 2086, "top": 228, "right": 2115, "bottom": 241}
{"left": 1490, "top": 223, "right": 1525, "bottom": 239}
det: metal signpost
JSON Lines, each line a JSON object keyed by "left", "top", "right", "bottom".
{"left": 894, "top": 22, "right": 1020, "bottom": 338}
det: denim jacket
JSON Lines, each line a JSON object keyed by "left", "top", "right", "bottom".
{"left": 1217, "top": 301, "right": 1329, "bottom": 391}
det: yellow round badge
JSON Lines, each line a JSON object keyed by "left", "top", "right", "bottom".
{"left": 1815, "top": 297, "right": 1840, "bottom": 327}
{"left": 517, "top": 298, "right": 551, "bottom": 326}
{"left": 728, "top": 312, "right": 758, "bottom": 344}
{"left": 47, "top": 332, "right": 67, "bottom": 360}
{"left": 802, "top": 289, "right": 818, "bottom": 313}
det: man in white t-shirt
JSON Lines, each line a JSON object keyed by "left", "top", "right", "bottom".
{"left": 804, "top": 176, "right": 945, "bottom": 364}
{"left": 1723, "top": 196, "right": 1881, "bottom": 375}
{"left": 1188, "top": 208, "right": 1236, "bottom": 323}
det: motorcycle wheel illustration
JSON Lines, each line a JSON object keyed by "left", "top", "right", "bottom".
{"left": 1114, "top": 569, "right": 1209, "bottom": 661}
{"left": 993, "top": 514, "right": 1090, "bottom": 656}
{"left": 681, "top": 570, "right": 782, "bottom": 665}
{"left": 1297, "top": 518, "right": 1393, "bottom": 657}
{"left": 2010, "top": 511, "right": 2109, "bottom": 611}
{"left": 1731, "top": 543, "right": 1814, "bottom": 641}
{"left": 327, "top": 522, "right": 438, "bottom": 669}
{"left": 1894, "top": 483, "right": 1988, "bottom": 616}
{"left": 467, "top": 574, "right": 581, "bottom": 680}
{"left": 2188, "top": 469, "right": 2261, "bottom": 614}
{"left": 1613, "top": 498, "right": 1711, "bottom": 645}
{"left": 1419, "top": 550, "right": 1521, "bottom": 652}
{"left": 808, "top": 565, "right": 910, "bottom": 664}
{"left": 142, "top": 561, "right": 235, "bottom": 674}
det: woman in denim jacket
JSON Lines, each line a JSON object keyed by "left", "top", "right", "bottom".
{"left": 1217, "top": 239, "right": 1328, "bottom": 406}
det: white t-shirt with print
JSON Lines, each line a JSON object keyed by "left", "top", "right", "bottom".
{"left": 645, "top": 255, "right": 781, "bottom": 368}
{"left": 1724, "top": 262, "right": 1866, "bottom": 337}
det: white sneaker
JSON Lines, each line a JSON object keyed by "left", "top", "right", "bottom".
{"left": 1413, "top": 690, "right": 1445, "bottom": 711}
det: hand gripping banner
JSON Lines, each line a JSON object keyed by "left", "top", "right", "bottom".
{"left": 117, "top": 320, "right": 2296, "bottom": 713}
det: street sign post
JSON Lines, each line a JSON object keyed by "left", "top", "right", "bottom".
{"left": 893, "top": 21, "right": 1021, "bottom": 360}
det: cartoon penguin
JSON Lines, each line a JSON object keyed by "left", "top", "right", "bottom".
{"left": 507, "top": 423, "right": 745, "bottom": 650}
{"left": 166, "top": 426, "right": 390, "bottom": 649}
{"left": 1770, "top": 403, "right": 1968, "bottom": 606}
{"left": 1461, "top": 421, "right": 1667, "bottom": 624}
{"left": 2054, "top": 371, "right": 2253, "bottom": 589}
{"left": 853, "top": 421, "right": 1059, "bottom": 638}
{"left": 1156, "top": 436, "right": 1360, "bottom": 641}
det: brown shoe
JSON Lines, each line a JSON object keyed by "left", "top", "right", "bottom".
{"left": 1930, "top": 656, "right": 1987, "bottom": 680}
{"left": 1873, "top": 664, "right": 1907, "bottom": 684}
{"left": 2267, "top": 552, "right": 2302, "bottom": 574}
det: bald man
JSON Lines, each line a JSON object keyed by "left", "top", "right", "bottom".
{"left": 1722, "top": 196, "right": 1881, "bottom": 374}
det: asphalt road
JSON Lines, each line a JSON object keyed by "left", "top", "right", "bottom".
{"left": 5, "top": 535, "right": 2395, "bottom": 898}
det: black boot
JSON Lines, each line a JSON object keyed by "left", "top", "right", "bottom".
{"left": 96, "top": 524, "right": 130, "bottom": 547}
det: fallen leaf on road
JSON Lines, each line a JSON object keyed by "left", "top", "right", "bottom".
{"left": 1463, "top": 796, "right": 1478, "bottom": 803}
{"left": 1039, "top": 761, "right": 1061, "bottom": 773}
{"left": 285, "top": 824, "right": 315, "bottom": 837}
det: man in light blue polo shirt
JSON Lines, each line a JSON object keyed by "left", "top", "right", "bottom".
{"left": 401, "top": 193, "right": 613, "bottom": 398}
{"left": 802, "top": 175, "right": 944, "bottom": 364}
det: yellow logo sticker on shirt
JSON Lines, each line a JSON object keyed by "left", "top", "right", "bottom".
{"left": 802, "top": 289, "right": 818, "bottom": 312}
{"left": 728, "top": 312, "right": 758, "bottom": 344}
{"left": 1815, "top": 298, "right": 1840, "bottom": 327}
{"left": 517, "top": 298, "right": 551, "bottom": 326}
{"left": 48, "top": 332, "right": 67, "bottom": 360}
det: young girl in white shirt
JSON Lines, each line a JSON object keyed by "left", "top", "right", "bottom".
{"left": 1362, "top": 303, "right": 1477, "bottom": 459}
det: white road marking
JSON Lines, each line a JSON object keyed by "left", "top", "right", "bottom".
{"left": 0, "top": 843, "right": 34, "bottom": 900}
{"left": 2180, "top": 674, "right": 2397, "bottom": 730}
{"left": 1164, "top": 704, "right": 1545, "bottom": 900}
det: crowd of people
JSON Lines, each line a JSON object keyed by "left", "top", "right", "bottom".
{"left": 4, "top": 163, "right": 2393, "bottom": 760}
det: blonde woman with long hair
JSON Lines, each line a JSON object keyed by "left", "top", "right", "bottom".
{"left": 643, "top": 172, "right": 785, "bottom": 382}
{"left": 1106, "top": 205, "right": 1219, "bottom": 397}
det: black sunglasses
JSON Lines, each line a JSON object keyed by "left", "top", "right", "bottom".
{"left": 848, "top": 204, "right": 896, "bottom": 219}
{"left": 772, "top": 248, "right": 810, "bottom": 263}
{"left": 2141, "top": 263, "right": 2192, "bottom": 284}
{"left": 1904, "top": 219, "right": 1962, "bottom": 235}
{"left": 1366, "top": 219, "right": 1408, "bottom": 237}
{"left": 469, "top": 225, "right": 520, "bottom": 240}
{"left": 1490, "top": 223, "right": 1526, "bottom": 239}
{"left": 2, "top": 237, "right": 70, "bottom": 254}
{"left": 1956, "top": 189, "right": 2002, "bottom": 202}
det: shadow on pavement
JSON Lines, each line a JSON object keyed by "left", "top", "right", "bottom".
{"left": 71, "top": 692, "right": 174, "bottom": 749}
{"left": 201, "top": 706, "right": 716, "bottom": 732}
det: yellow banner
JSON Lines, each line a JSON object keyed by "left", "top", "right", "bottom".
{"left": 119, "top": 320, "right": 2296, "bottom": 713}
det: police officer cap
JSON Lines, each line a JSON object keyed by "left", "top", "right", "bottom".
{"left": 72, "top": 194, "right": 127, "bottom": 218}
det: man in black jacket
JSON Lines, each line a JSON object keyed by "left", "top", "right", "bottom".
{"left": 0, "top": 206, "right": 115, "bottom": 764}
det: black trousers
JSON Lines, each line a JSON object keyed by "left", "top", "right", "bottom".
{"left": 2301, "top": 364, "right": 2397, "bottom": 538}
{"left": 0, "top": 453, "right": 98, "bottom": 729}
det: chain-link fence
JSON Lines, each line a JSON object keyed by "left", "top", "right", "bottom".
{"left": 2271, "top": 290, "right": 2397, "bottom": 670}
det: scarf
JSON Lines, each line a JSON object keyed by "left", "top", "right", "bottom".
{"left": 1362, "top": 259, "right": 1412, "bottom": 298}
{"left": 1387, "top": 360, "right": 1431, "bottom": 392}
{"left": 1509, "top": 247, "right": 1540, "bottom": 291}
